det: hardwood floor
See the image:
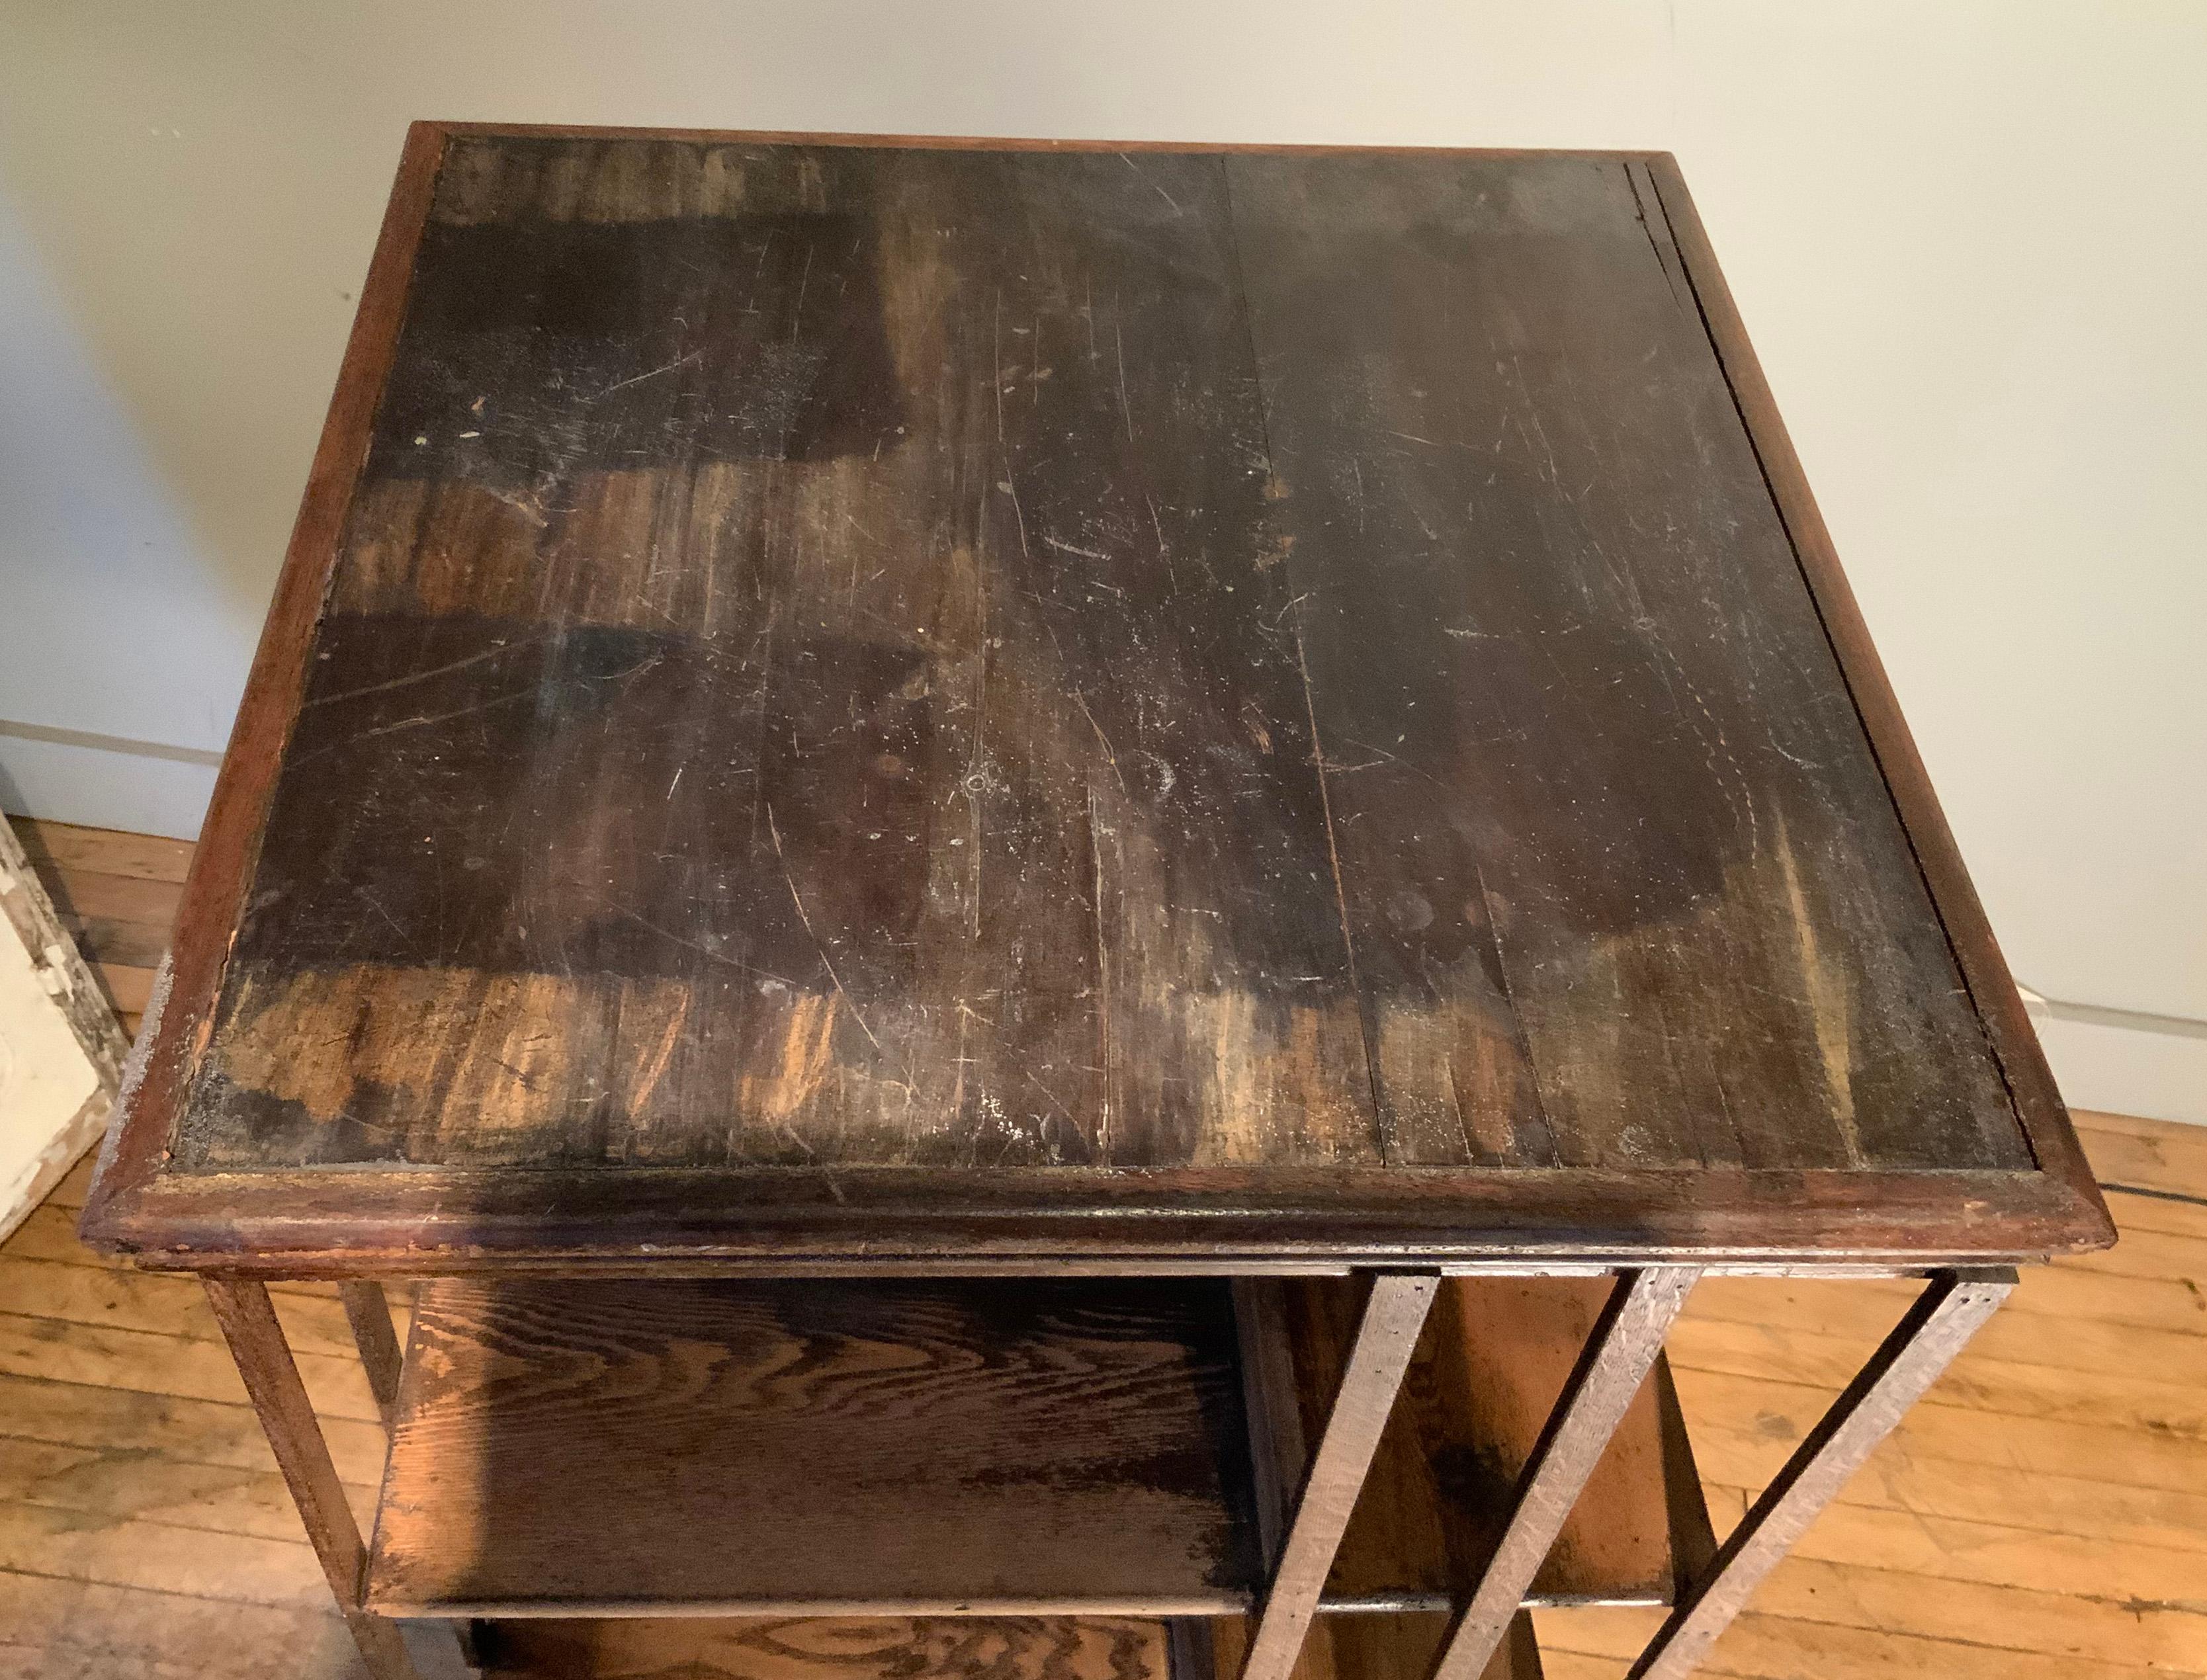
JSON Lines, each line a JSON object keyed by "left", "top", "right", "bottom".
{"left": 4, "top": 818, "right": 2204, "bottom": 1679}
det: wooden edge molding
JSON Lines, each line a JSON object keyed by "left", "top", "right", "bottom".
{"left": 1639, "top": 153, "right": 2111, "bottom": 1251}
{"left": 86, "top": 1161, "right": 2106, "bottom": 1277}
{"left": 75, "top": 131, "right": 2110, "bottom": 1271}
{"left": 80, "top": 121, "right": 454, "bottom": 1241}
{"left": 429, "top": 122, "right": 1670, "bottom": 161}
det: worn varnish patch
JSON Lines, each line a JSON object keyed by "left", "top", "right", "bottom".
{"left": 182, "top": 140, "right": 1372, "bottom": 1172}
{"left": 172, "top": 136, "right": 2029, "bottom": 1181}
{"left": 1227, "top": 151, "right": 2026, "bottom": 1173}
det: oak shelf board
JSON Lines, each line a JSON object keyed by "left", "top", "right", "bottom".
{"left": 363, "top": 1273, "right": 1702, "bottom": 1620}
{"left": 471, "top": 1617, "right": 1179, "bottom": 1680}
{"left": 365, "top": 1276, "right": 1266, "bottom": 1616}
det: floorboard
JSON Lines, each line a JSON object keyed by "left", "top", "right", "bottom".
{"left": 3, "top": 817, "right": 2203, "bottom": 1677}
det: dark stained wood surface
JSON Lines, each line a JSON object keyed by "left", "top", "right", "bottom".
{"left": 191, "top": 138, "right": 1371, "bottom": 1177}
{"left": 81, "top": 126, "right": 2110, "bottom": 1269}
{"left": 1229, "top": 152, "right": 2018, "bottom": 1174}
{"left": 366, "top": 1277, "right": 1262, "bottom": 1613}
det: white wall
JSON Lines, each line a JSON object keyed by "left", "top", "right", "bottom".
{"left": 1, "top": 1, "right": 2200, "bottom": 1118}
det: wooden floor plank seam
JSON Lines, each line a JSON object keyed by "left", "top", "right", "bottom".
{"left": 0, "top": 1510, "right": 325, "bottom": 1563}
{"left": 2103, "top": 1182, "right": 2207, "bottom": 1210}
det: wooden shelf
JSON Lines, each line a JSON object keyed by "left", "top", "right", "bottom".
{"left": 367, "top": 1277, "right": 1263, "bottom": 1616}
{"left": 1260, "top": 1277, "right": 1714, "bottom": 1610}
{"left": 472, "top": 1617, "right": 1179, "bottom": 1680}
{"left": 365, "top": 1274, "right": 1709, "bottom": 1620}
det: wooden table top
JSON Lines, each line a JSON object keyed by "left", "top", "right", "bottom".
{"left": 83, "top": 124, "right": 2110, "bottom": 1274}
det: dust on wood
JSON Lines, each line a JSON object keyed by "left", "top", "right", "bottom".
{"left": 167, "top": 137, "right": 2029, "bottom": 1185}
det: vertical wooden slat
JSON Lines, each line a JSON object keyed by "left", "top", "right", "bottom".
{"left": 1627, "top": 1269, "right": 2015, "bottom": 1680}
{"left": 1494, "top": 1615, "right": 1545, "bottom": 1680}
{"left": 204, "top": 1279, "right": 421, "bottom": 1680}
{"left": 1234, "top": 1276, "right": 1312, "bottom": 1570}
{"left": 338, "top": 1280, "right": 405, "bottom": 1429}
{"left": 1170, "top": 1617, "right": 1222, "bottom": 1680}
{"left": 1649, "top": 1357, "right": 1718, "bottom": 1595}
{"left": 1430, "top": 1269, "right": 1699, "bottom": 1680}
{"left": 1239, "top": 1273, "right": 1438, "bottom": 1680}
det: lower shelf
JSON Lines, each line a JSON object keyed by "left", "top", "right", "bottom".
{"left": 470, "top": 1617, "right": 1179, "bottom": 1680}
{"left": 367, "top": 1277, "right": 1262, "bottom": 1615}
{"left": 364, "top": 1273, "right": 1710, "bottom": 1620}
{"left": 468, "top": 1613, "right": 1542, "bottom": 1680}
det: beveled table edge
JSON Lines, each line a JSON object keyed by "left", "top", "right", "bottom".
{"left": 82, "top": 1158, "right": 2112, "bottom": 1277}
{"left": 79, "top": 123, "right": 2113, "bottom": 1277}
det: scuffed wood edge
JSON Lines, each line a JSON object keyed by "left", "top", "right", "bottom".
{"left": 1232, "top": 1277, "right": 1310, "bottom": 1570}
{"left": 0, "top": 816, "right": 131, "bottom": 1241}
{"left": 431, "top": 121, "right": 1666, "bottom": 162}
{"left": 89, "top": 1161, "right": 2100, "bottom": 1277}
{"left": 1638, "top": 153, "right": 2111, "bottom": 1253}
{"left": 79, "top": 121, "right": 454, "bottom": 1247}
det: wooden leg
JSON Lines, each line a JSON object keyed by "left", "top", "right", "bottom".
{"left": 1168, "top": 1617, "right": 1220, "bottom": 1680}
{"left": 1428, "top": 1268, "right": 1700, "bottom": 1680}
{"left": 205, "top": 1279, "right": 423, "bottom": 1680}
{"left": 340, "top": 1279, "right": 407, "bottom": 1427}
{"left": 1625, "top": 1269, "right": 2016, "bottom": 1680}
{"left": 1238, "top": 1273, "right": 1438, "bottom": 1680}
{"left": 1651, "top": 1355, "right": 1718, "bottom": 1593}
{"left": 1494, "top": 1613, "right": 1544, "bottom": 1680}
{"left": 1233, "top": 1277, "right": 1311, "bottom": 1572}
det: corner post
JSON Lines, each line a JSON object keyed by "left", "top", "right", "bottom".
{"left": 205, "top": 1279, "right": 423, "bottom": 1680}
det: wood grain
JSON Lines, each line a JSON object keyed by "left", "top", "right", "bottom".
{"left": 1216, "top": 1611, "right": 1544, "bottom": 1680}
{"left": 75, "top": 117, "right": 452, "bottom": 1246}
{"left": 1638, "top": 155, "right": 2101, "bottom": 1229}
{"left": 0, "top": 815, "right": 129, "bottom": 1238}
{"left": 5, "top": 1039, "right": 2200, "bottom": 1678}
{"left": 9, "top": 818, "right": 195, "bottom": 886}
{"left": 204, "top": 1279, "right": 419, "bottom": 1678}
{"left": 368, "top": 1275, "right": 1261, "bottom": 1613}
{"left": 1227, "top": 151, "right": 2019, "bottom": 1177}
{"left": 185, "top": 139, "right": 1367, "bottom": 1179}
{"left": 71, "top": 134, "right": 2106, "bottom": 1270}
{"left": 337, "top": 1281, "right": 404, "bottom": 1427}
{"left": 1629, "top": 1272, "right": 2013, "bottom": 1680}
{"left": 477, "top": 1615, "right": 1169, "bottom": 1680}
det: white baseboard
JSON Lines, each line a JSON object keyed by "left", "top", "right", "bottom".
{"left": 0, "top": 731, "right": 212, "bottom": 841}
{"left": 2020, "top": 989, "right": 2207, "bottom": 1127}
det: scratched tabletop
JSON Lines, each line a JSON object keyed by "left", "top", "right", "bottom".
{"left": 83, "top": 126, "right": 2109, "bottom": 1274}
